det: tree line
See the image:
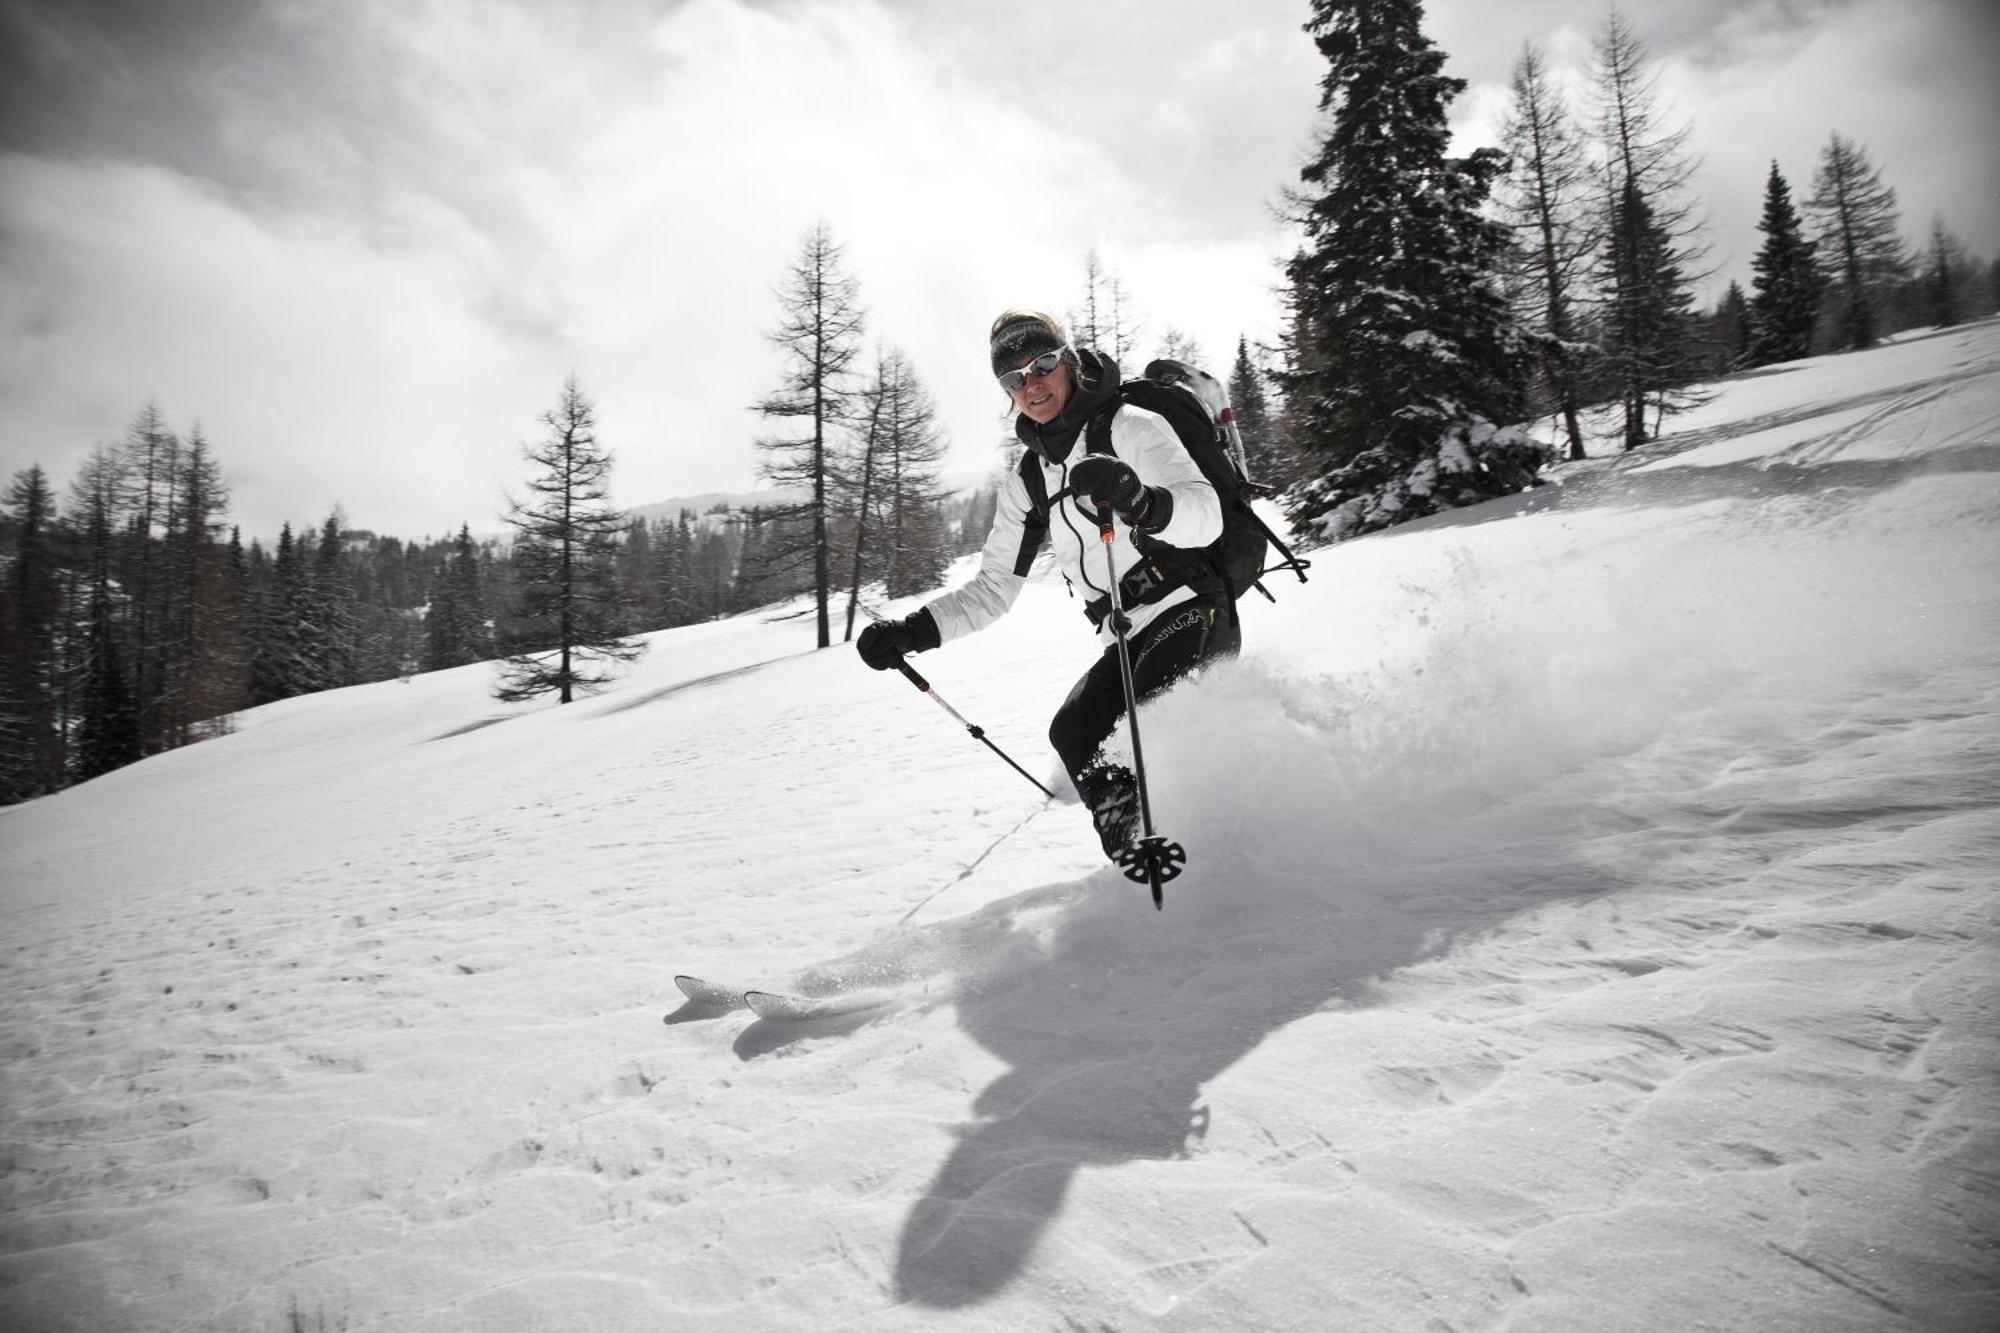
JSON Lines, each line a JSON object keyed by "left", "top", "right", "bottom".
{"left": 0, "top": 384, "right": 986, "bottom": 802}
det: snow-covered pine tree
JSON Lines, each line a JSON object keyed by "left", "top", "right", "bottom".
{"left": 1747, "top": 162, "right": 1822, "bottom": 367}
{"left": 1806, "top": 133, "right": 1907, "bottom": 352}
{"left": 1591, "top": 11, "right": 1706, "bottom": 450}
{"left": 1281, "top": 0, "right": 1547, "bottom": 542}
{"left": 755, "top": 220, "right": 866, "bottom": 650}
{"left": 496, "top": 376, "right": 642, "bottom": 704}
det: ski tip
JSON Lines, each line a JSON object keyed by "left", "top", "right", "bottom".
{"left": 674, "top": 975, "right": 746, "bottom": 1006}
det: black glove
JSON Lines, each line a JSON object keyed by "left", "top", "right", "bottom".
{"left": 856, "top": 609, "right": 941, "bottom": 670}
{"left": 1068, "top": 455, "right": 1171, "bottom": 531}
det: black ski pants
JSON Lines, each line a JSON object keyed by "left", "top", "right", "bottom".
{"left": 1049, "top": 593, "right": 1240, "bottom": 793}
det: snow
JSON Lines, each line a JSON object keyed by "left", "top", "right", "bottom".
{"left": 5, "top": 321, "right": 1999, "bottom": 1332}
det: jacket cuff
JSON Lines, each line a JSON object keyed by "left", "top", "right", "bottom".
{"left": 909, "top": 607, "right": 942, "bottom": 652}
{"left": 1135, "top": 486, "right": 1173, "bottom": 533}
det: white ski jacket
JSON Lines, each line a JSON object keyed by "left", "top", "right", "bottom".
{"left": 924, "top": 400, "right": 1223, "bottom": 648}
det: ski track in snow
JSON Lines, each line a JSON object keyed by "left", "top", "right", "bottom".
{"left": 3, "top": 323, "right": 1999, "bottom": 1331}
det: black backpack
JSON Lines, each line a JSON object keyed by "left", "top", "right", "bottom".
{"left": 1019, "top": 358, "right": 1308, "bottom": 613}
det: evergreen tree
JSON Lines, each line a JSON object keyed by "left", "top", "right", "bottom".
{"left": 1747, "top": 161, "right": 1822, "bottom": 366}
{"left": 868, "top": 347, "right": 950, "bottom": 601}
{"left": 68, "top": 448, "right": 140, "bottom": 780}
{"left": 423, "top": 524, "right": 492, "bottom": 670}
{"left": 305, "top": 511, "right": 359, "bottom": 690}
{"left": 496, "top": 376, "right": 642, "bottom": 704}
{"left": 1708, "top": 281, "right": 1752, "bottom": 372}
{"left": 202, "top": 524, "right": 249, "bottom": 733}
{"left": 754, "top": 220, "right": 866, "bottom": 649}
{"left": 1226, "top": 337, "right": 1284, "bottom": 485}
{"left": 1806, "top": 133, "right": 1907, "bottom": 351}
{"left": 685, "top": 513, "right": 737, "bottom": 623}
{"left": 1918, "top": 215, "right": 1972, "bottom": 329}
{"left": 0, "top": 466, "right": 65, "bottom": 800}
{"left": 616, "top": 517, "right": 662, "bottom": 632}
{"left": 160, "top": 429, "right": 241, "bottom": 744}
{"left": 954, "top": 482, "right": 998, "bottom": 558}
{"left": 247, "top": 523, "right": 311, "bottom": 704}
{"left": 840, "top": 353, "right": 888, "bottom": 641}
{"left": 117, "top": 402, "right": 182, "bottom": 752}
{"left": 1281, "top": 0, "right": 1547, "bottom": 542}
{"left": 72, "top": 611, "right": 139, "bottom": 781}
{"left": 648, "top": 513, "right": 695, "bottom": 628}
{"left": 1591, "top": 11, "right": 1706, "bottom": 449}
{"left": 1499, "top": 41, "right": 1597, "bottom": 460}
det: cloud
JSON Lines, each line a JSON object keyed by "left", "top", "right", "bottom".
{"left": 0, "top": 151, "right": 547, "bottom": 537}
{"left": 1, "top": 0, "right": 1307, "bottom": 537}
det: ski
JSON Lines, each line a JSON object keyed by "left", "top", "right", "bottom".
{"left": 743, "top": 988, "right": 893, "bottom": 1022}
{"left": 671, "top": 974, "right": 893, "bottom": 1023}
{"left": 673, "top": 974, "right": 749, "bottom": 1008}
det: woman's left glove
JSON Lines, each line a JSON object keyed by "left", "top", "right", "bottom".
{"left": 1069, "top": 455, "right": 1172, "bottom": 532}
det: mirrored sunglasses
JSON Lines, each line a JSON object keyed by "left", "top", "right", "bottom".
{"left": 996, "top": 348, "right": 1068, "bottom": 393}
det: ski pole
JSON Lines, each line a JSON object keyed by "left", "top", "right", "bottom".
{"left": 1095, "top": 503, "right": 1188, "bottom": 909}
{"left": 895, "top": 660, "right": 1055, "bottom": 800}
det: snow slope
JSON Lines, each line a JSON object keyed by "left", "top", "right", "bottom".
{"left": 4, "top": 321, "right": 1998, "bottom": 1332}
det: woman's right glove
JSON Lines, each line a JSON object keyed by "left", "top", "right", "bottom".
{"left": 856, "top": 609, "right": 941, "bottom": 670}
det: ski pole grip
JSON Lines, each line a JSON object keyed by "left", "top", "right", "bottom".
{"left": 897, "top": 659, "right": 931, "bottom": 693}
{"left": 1097, "top": 501, "right": 1115, "bottom": 543}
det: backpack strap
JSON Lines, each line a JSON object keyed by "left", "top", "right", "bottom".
{"left": 1012, "top": 450, "right": 1050, "bottom": 578}
{"left": 1076, "top": 390, "right": 1220, "bottom": 624}
{"left": 1083, "top": 401, "right": 1120, "bottom": 458}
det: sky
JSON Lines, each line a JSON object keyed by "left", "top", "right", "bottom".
{"left": 1, "top": 0, "right": 1994, "bottom": 542}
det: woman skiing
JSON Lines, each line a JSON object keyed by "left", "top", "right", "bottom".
{"left": 856, "top": 310, "right": 1237, "bottom": 860}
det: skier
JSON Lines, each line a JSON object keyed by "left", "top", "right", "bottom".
{"left": 857, "top": 310, "right": 1238, "bottom": 860}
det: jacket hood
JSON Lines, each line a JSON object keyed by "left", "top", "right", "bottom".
{"left": 1015, "top": 348, "right": 1121, "bottom": 464}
